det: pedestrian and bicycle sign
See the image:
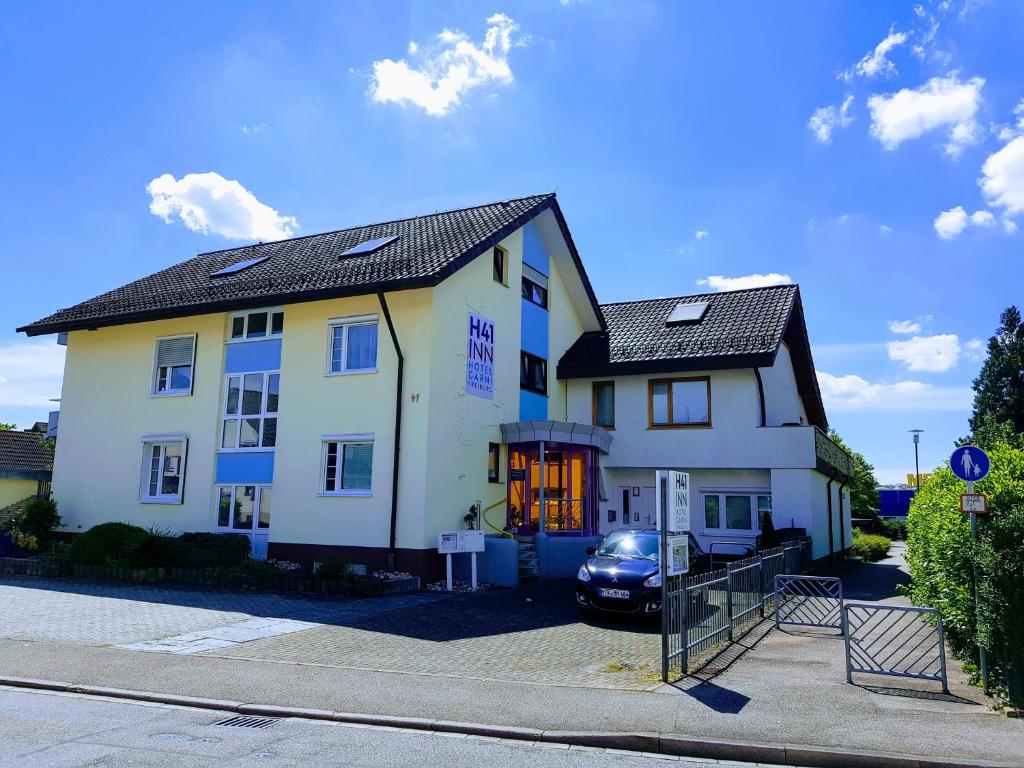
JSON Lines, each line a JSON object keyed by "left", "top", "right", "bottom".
{"left": 950, "top": 445, "right": 990, "bottom": 482}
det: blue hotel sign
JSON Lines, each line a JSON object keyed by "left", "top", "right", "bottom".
{"left": 466, "top": 312, "right": 495, "bottom": 399}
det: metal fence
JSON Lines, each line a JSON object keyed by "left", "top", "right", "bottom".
{"left": 843, "top": 603, "right": 949, "bottom": 692}
{"left": 663, "top": 537, "right": 812, "bottom": 679}
{"left": 775, "top": 574, "right": 844, "bottom": 631}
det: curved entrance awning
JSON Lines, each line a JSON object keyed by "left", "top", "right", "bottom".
{"left": 500, "top": 420, "right": 612, "bottom": 455}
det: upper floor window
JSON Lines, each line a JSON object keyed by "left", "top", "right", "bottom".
{"left": 140, "top": 438, "right": 186, "bottom": 503}
{"left": 328, "top": 316, "right": 379, "bottom": 374}
{"left": 230, "top": 309, "right": 283, "bottom": 341}
{"left": 521, "top": 264, "right": 548, "bottom": 308}
{"left": 222, "top": 372, "right": 279, "bottom": 449}
{"left": 493, "top": 245, "right": 507, "bottom": 285}
{"left": 152, "top": 335, "right": 195, "bottom": 396}
{"left": 321, "top": 435, "right": 374, "bottom": 495}
{"left": 520, "top": 351, "right": 547, "bottom": 395}
{"left": 592, "top": 381, "right": 615, "bottom": 428}
{"left": 648, "top": 377, "right": 711, "bottom": 428}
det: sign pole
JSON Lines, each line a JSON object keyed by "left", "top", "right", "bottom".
{"left": 659, "top": 473, "right": 669, "bottom": 683}
{"left": 471, "top": 551, "right": 478, "bottom": 592}
{"left": 446, "top": 553, "right": 453, "bottom": 592}
{"left": 967, "top": 478, "right": 989, "bottom": 693}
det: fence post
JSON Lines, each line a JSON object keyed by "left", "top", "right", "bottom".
{"left": 758, "top": 561, "right": 765, "bottom": 618}
{"left": 681, "top": 581, "right": 689, "bottom": 674}
{"left": 726, "top": 562, "right": 735, "bottom": 641}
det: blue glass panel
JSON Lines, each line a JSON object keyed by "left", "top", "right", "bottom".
{"left": 521, "top": 221, "right": 549, "bottom": 276}
{"left": 341, "top": 235, "right": 399, "bottom": 257}
{"left": 210, "top": 255, "right": 270, "bottom": 277}
{"left": 216, "top": 452, "right": 275, "bottom": 484}
{"left": 224, "top": 339, "right": 282, "bottom": 374}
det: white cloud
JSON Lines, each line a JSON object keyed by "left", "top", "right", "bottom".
{"left": 407, "top": 41, "right": 418, "bottom": 55}
{"left": 965, "top": 338, "right": 986, "bottom": 362}
{"left": 696, "top": 273, "right": 793, "bottom": 292}
{"left": 0, "top": 341, "right": 65, "bottom": 409}
{"left": 241, "top": 123, "right": 266, "bottom": 134}
{"left": 889, "top": 319, "right": 922, "bottom": 334}
{"left": 851, "top": 28, "right": 908, "bottom": 79}
{"left": 867, "top": 74, "right": 985, "bottom": 157}
{"left": 979, "top": 135, "right": 1024, "bottom": 219}
{"left": 887, "top": 333, "right": 961, "bottom": 372}
{"left": 370, "top": 13, "right": 522, "bottom": 117}
{"left": 147, "top": 172, "right": 298, "bottom": 242}
{"left": 817, "top": 371, "right": 971, "bottom": 411}
{"left": 809, "top": 95, "right": 854, "bottom": 143}
{"left": 933, "top": 205, "right": 996, "bottom": 239}
{"left": 694, "top": 230, "right": 708, "bottom": 240}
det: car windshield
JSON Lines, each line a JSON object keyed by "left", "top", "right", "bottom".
{"left": 596, "top": 532, "right": 659, "bottom": 560}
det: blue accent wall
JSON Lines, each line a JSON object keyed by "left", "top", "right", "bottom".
{"left": 216, "top": 452, "right": 275, "bottom": 485}
{"left": 522, "top": 221, "right": 549, "bottom": 275}
{"left": 521, "top": 301, "right": 549, "bottom": 358}
{"left": 225, "top": 339, "right": 282, "bottom": 374}
{"left": 519, "top": 390, "right": 548, "bottom": 421}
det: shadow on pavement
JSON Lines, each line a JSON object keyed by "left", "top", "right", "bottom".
{"left": 858, "top": 683, "right": 976, "bottom": 705}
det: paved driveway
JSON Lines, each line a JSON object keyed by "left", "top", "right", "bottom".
{"left": 0, "top": 577, "right": 660, "bottom": 689}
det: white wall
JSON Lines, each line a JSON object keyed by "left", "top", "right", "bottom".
{"left": 759, "top": 342, "right": 808, "bottom": 426}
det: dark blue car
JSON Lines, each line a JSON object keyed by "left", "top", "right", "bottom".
{"left": 575, "top": 529, "right": 710, "bottom": 616}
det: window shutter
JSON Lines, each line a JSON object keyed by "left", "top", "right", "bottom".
{"left": 156, "top": 336, "right": 195, "bottom": 368}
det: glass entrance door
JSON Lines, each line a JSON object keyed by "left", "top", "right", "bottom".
{"left": 507, "top": 444, "right": 595, "bottom": 535}
{"left": 215, "top": 484, "right": 272, "bottom": 558}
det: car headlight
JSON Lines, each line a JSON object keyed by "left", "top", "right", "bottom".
{"left": 577, "top": 565, "right": 591, "bottom": 582}
{"left": 643, "top": 573, "right": 662, "bottom": 588}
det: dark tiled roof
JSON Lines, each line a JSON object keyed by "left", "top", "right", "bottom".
{"left": 558, "top": 285, "right": 798, "bottom": 376}
{"left": 0, "top": 430, "right": 53, "bottom": 474}
{"left": 20, "top": 194, "right": 601, "bottom": 335}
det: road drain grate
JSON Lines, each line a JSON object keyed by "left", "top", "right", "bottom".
{"left": 213, "top": 716, "right": 279, "bottom": 729}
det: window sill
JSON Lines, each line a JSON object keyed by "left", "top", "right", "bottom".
{"left": 217, "top": 447, "right": 276, "bottom": 454}
{"left": 647, "top": 423, "right": 713, "bottom": 430}
{"left": 226, "top": 335, "right": 283, "bottom": 345}
{"left": 150, "top": 391, "right": 191, "bottom": 398}
{"left": 325, "top": 368, "right": 378, "bottom": 377}
{"left": 319, "top": 490, "right": 373, "bottom": 498}
{"left": 140, "top": 497, "right": 182, "bottom": 505}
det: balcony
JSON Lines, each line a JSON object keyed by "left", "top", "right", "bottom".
{"left": 814, "top": 427, "right": 854, "bottom": 479}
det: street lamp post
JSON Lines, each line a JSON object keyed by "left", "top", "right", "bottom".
{"left": 909, "top": 429, "right": 924, "bottom": 490}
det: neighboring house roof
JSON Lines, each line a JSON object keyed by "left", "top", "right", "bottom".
{"left": 557, "top": 284, "right": 828, "bottom": 430}
{"left": 19, "top": 194, "right": 605, "bottom": 336}
{"left": 0, "top": 430, "right": 53, "bottom": 478}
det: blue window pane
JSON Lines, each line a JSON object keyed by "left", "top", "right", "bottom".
{"left": 330, "top": 326, "right": 344, "bottom": 373}
{"left": 342, "top": 443, "right": 373, "bottom": 490}
{"left": 341, "top": 236, "right": 399, "bottom": 257}
{"left": 170, "top": 365, "right": 192, "bottom": 391}
{"left": 346, "top": 324, "right": 378, "bottom": 370}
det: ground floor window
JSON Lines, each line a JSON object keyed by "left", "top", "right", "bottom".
{"left": 321, "top": 436, "right": 374, "bottom": 495}
{"left": 140, "top": 438, "right": 186, "bottom": 503}
{"left": 702, "top": 492, "right": 770, "bottom": 534}
{"left": 216, "top": 485, "right": 271, "bottom": 531}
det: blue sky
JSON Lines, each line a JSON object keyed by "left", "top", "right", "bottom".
{"left": 1, "top": 0, "right": 1022, "bottom": 482}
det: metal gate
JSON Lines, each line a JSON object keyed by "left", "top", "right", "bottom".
{"left": 774, "top": 574, "right": 843, "bottom": 631}
{"left": 843, "top": 603, "right": 949, "bottom": 692}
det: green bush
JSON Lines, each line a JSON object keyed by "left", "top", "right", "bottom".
{"left": 12, "top": 498, "right": 62, "bottom": 544}
{"left": 234, "top": 558, "right": 280, "bottom": 576}
{"left": 316, "top": 557, "right": 354, "bottom": 581}
{"left": 906, "top": 440, "right": 1024, "bottom": 703}
{"left": 68, "top": 522, "right": 154, "bottom": 566}
{"left": 170, "top": 532, "right": 250, "bottom": 568}
{"left": 880, "top": 517, "right": 908, "bottom": 540}
{"left": 851, "top": 529, "right": 891, "bottom": 561}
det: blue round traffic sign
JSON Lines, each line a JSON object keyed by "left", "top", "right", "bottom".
{"left": 950, "top": 445, "right": 990, "bottom": 482}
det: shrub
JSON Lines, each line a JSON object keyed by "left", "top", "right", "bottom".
{"left": 880, "top": 517, "right": 908, "bottom": 540}
{"left": 68, "top": 522, "right": 153, "bottom": 566}
{"left": 851, "top": 529, "right": 891, "bottom": 561}
{"left": 234, "top": 558, "right": 280, "bottom": 576}
{"left": 316, "top": 557, "right": 355, "bottom": 582}
{"left": 12, "top": 498, "right": 62, "bottom": 544}
{"left": 906, "top": 439, "right": 1024, "bottom": 704}
{"left": 170, "top": 532, "right": 250, "bottom": 568}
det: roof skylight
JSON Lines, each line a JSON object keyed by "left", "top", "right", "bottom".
{"left": 341, "top": 235, "right": 400, "bottom": 257}
{"left": 666, "top": 300, "right": 709, "bottom": 325}
{"left": 210, "top": 254, "right": 270, "bottom": 278}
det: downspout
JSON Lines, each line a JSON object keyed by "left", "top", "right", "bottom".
{"left": 837, "top": 477, "right": 848, "bottom": 564}
{"left": 826, "top": 468, "right": 838, "bottom": 565}
{"left": 377, "top": 291, "right": 404, "bottom": 570}
{"left": 753, "top": 369, "right": 767, "bottom": 427}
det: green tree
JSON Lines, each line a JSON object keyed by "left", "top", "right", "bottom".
{"left": 0, "top": 423, "right": 15, "bottom": 431}
{"left": 970, "top": 306, "right": 1024, "bottom": 434}
{"left": 828, "top": 431, "right": 880, "bottom": 517}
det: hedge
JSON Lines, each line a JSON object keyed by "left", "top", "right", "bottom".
{"left": 851, "top": 529, "right": 891, "bottom": 562}
{"left": 905, "top": 440, "right": 1024, "bottom": 704}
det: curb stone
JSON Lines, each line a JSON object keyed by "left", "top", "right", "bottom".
{"left": 0, "top": 675, "right": 1014, "bottom": 768}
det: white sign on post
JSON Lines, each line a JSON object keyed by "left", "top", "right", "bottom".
{"left": 667, "top": 534, "right": 689, "bottom": 576}
{"left": 466, "top": 313, "right": 495, "bottom": 399}
{"left": 960, "top": 493, "right": 988, "bottom": 515}
{"left": 438, "top": 530, "right": 485, "bottom": 592}
{"left": 655, "top": 470, "right": 690, "bottom": 533}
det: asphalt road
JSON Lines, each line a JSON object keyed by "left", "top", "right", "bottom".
{"left": 0, "top": 686, "right": 777, "bottom": 768}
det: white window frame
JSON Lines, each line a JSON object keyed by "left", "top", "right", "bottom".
{"left": 219, "top": 370, "right": 280, "bottom": 452}
{"left": 139, "top": 434, "right": 188, "bottom": 504}
{"left": 326, "top": 314, "right": 379, "bottom": 376}
{"left": 227, "top": 307, "right": 284, "bottom": 343}
{"left": 214, "top": 484, "right": 272, "bottom": 531}
{"left": 151, "top": 334, "right": 196, "bottom": 397}
{"left": 699, "top": 490, "right": 770, "bottom": 536}
{"left": 320, "top": 433, "right": 374, "bottom": 496}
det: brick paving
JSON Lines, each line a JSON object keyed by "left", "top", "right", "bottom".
{"left": 0, "top": 577, "right": 660, "bottom": 689}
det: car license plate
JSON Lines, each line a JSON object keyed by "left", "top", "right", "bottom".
{"left": 598, "top": 588, "right": 630, "bottom": 599}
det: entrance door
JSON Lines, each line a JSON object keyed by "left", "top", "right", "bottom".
{"left": 215, "top": 485, "right": 272, "bottom": 558}
{"left": 507, "top": 444, "right": 596, "bottom": 535}
{"left": 638, "top": 486, "right": 656, "bottom": 529}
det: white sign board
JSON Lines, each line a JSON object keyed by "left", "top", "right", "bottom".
{"left": 438, "top": 530, "right": 485, "bottom": 554}
{"left": 960, "top": 493, "right": 988, "bottom": 515}
{"left": 466, "top": 313, "right": 495, "bottom": 399}
{"left": 655, "top": 470, "right": 690, "bottom": 533}
{"left": 666, "top": 534, "right": 690, "bottom": 576}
